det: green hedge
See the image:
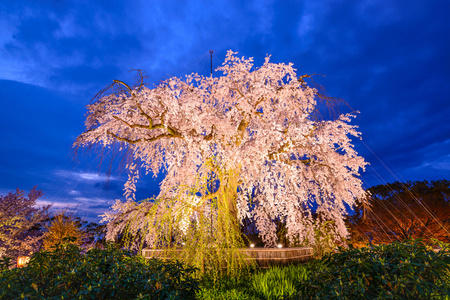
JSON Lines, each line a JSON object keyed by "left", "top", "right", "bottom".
{"left": 298, "top": 239, "right": 450, "bottom": 299}
{"left": 0, "top": 242, "right": 199, "bottom": 300}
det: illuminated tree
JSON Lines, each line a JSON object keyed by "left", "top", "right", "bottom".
{"left": 349, "top": 180, "right": 450, "bottom": 246}
{"left": 42, "top": 211, "right": 87, "bottom": 250}
{"left": 75, "top": 51, "right": 367, "bottom": 260}
{"left": 0, "top": 187, "right": 51, "bottom": 258}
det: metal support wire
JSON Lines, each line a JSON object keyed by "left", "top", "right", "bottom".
{"left": 209, "top": 50, "right": 214, "bottom": 77}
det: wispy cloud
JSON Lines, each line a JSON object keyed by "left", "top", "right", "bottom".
{"left": 54, "top": 170, "right": 119, "bottom": 182}
{"left": 1, "top": 0, "right": 449, "bottom": 223}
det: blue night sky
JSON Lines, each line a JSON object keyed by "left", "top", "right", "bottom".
{"left": 1, "top": 0, "right": 449, "bottom": 222}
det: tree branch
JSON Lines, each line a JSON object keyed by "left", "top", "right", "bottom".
{"left": 112, "top": 115, "right": 150, "bottom": 130}
{"left": 113, "top": 80, "right": 132, "bottom": 92}
{"left": 106, "top": 130, "right": 183, "bottom": 144}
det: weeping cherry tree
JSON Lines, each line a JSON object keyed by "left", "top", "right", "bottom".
{"left": 75, "top": 51, "right": 368, "bottom": 275}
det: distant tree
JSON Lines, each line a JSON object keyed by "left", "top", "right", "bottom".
{"left": 348, "top": 180, "right": 450, "bottom": 246}
{"left": 83, "top": 220, "right": 107, "bottom": 247}
{"left": 42, "top": 211, "right": 86, "bottom": 250}
{"left": 0, "top": 187, "right": 51, "bottom": 258}
{"left": 42, "top": 211, "right": 106, "bottom": 250}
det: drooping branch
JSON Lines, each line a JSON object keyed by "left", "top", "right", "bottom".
{"left": 113, "top": 79, "right": 132, "bottom": 92}
{"left": 106, "top": 130, "right": 183, "bottom": 144}
{"left": 77, "top": 51, "right": 368, "bottom": 252}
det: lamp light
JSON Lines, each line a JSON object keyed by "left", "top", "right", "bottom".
{"left": 17, "top": 256, "right": 30, "bottom": 268}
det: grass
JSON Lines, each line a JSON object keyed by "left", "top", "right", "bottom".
{"left": 197, "top": 262, "right": 319, "bottom": 300}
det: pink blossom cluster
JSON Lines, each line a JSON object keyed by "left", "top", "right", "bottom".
{"left": 76, "top": 51, "right": 367, "bottom": 247}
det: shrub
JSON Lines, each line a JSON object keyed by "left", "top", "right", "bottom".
{"left": 0, "top": 240, "right": 199, "bottom": 299}
{"left": 297, "top": 239, "right": 450, "bottom": 299}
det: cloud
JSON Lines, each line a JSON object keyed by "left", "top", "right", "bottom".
{"left": 0, "top": 1, "right": 305, "bottom": 92}
{"left": 54, "top": 170, "right": 119, "bottom": 182}
{"left": 36, "top": 195, "right": 114, "bottom": 223}
{"left": 1, "top": 0, "right": 449, "bottom": 223}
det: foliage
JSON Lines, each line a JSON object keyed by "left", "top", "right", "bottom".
{"left": 75, "top": 51, "right": 367, "bottom": 266}
{"left": 0, "top": 187, "right": 51, "bottom": 259}
{"left": 0, "top": 240, "right": 199, "bottom": 299}
{"left": 298, "top": 239, "right": 450, "bottom": 299}
{"left": 250, "top": 264, "right": 310, "bottom": 299}
{"left": 197, "top": 239, "right": 450, "bottom": 299}
{"left": 47, "top": 213, "right": 106, "bottom": 247}
{"left": 198, "top": 263, "right": 313, "bottom": 300}
{"left": 42, "top": 211, "right": 87, "bottom": 250}
{"left": 349, "top": 180, "right": 450, "bottom": 245}
{"left": 307, "top": 219, "right": 342, "bottom": 259}
{"left": 0, "top": 255, "right": 14, "bottom": 273}
{"left": 112, "top": 194, "right": 254, "bottom": 279}
{"left": 83, "top": 219, "right": 107, "bottom": 246}
{"left": 276, "top": 217, "right": 344, "bottom": 259}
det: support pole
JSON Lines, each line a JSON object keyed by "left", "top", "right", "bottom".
{"left": 209, "top": 50, "right": 214, "bottom": 77}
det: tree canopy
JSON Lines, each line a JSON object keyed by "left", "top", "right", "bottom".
{"left": 0, "top": 187, "right": 51, "bottom": 258}
{"left": 349, "top": 180, "right": 450, "bottom": 246}
{"left": 75, "top": 51, "right": 368, "bottom": 250}
{"left": 42, "top": 211, "right": 87, "bottom": 250}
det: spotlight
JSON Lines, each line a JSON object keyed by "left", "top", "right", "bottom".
{"left": 277, "top": 244, "right": 283, "bottom": 248}
{"left": 250, "top": 243, "right": 255, "bottom": 248}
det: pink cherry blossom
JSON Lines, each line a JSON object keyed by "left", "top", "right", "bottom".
{"left": 75, "top": 51, "right": 368, "bottom": 247}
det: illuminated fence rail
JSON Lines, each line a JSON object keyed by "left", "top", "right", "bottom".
{"left": 142, "top": 247, "right": 314, "bottom": 268}
{"left": 241, "top": 247, "right": 313, "bottom": 268}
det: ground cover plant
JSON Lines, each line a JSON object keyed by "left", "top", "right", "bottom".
{"left": 0, "top": 240, "right": 199, "bottom": 300}
{"left": 197, "top": 262, "right": 317, "bottom": 300}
